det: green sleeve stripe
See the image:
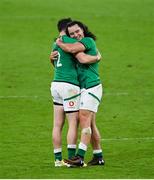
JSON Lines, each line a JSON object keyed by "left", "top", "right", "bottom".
{"left": 88, "top": 92, "right": 101, "bottom": 103}
{"left": 64, "top": 93, "right": 81, "bottom": 101}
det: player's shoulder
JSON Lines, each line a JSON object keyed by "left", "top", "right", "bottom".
{"left": 80, "top": 37, "right": 95, "bottom": 44}
{"left": 80, "top": 37, "right": 96, "bottom": 49}
{"left": 82, "top": 37, "right": 94, "bottom": 41}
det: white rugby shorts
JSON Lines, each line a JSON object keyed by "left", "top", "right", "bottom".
{"left": 80, "top": 84, "right": 103, "bottom": 113}
{"left": 50, "top": 82, "right": 80, "bottom": 112}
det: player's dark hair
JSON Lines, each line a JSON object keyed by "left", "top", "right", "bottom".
{"left": 57, "top": 18, "right": 72, "bottom": 32}
{"left": 66, "top": 21, "right": 96, "bottom": 40}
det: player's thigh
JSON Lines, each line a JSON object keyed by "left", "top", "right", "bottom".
{"left": 53, "top": 105, "right": 65, "bottom": 128}
{"left": 63, "top": 84, "right": 80, "bottom": 112}
{"left": 80, "top": 84, "right": 103, "bottom": 113}
{"left": 66, "top": 111, "right": 79, "bottom": 128}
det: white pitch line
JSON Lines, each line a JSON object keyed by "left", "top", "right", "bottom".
{"left": 105, "top": 92, "right": 129, "bottom": 96}
{"left": 102, "top": 137, "right": 154, "bottom": 141}
{"left": 0, "top": 92, "right": 153, "bottom": 99}
{"left": 0, "top": 93, "right": 130, "bottom": 99}
{"left": 0, "top": 95, "right": 38, "bottom": 99}
{"left": 0, "top": 16, "right": 50, "bottom": 19}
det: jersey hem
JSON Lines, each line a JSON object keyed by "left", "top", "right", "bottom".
{"left": 65, "top": 110, "right": 79, "bottom": 113}
{"left": 53, "top": 80, "right": 80, "bottom": 87}
{"left": 53, "top": 102, "right": 63, "bottom": 106}
{"left": 84, "top": 83, "right": 101, "bottom": 89}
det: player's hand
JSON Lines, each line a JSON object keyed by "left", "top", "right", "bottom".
{"left": 49, "top": 51, "right": 58, "bottom": 62}
{"left": 97, "top": 51, "right": 102, "bottom": 61}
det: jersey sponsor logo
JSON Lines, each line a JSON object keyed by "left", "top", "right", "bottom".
{"left": 69, "top": 101, "right": 74, "bottom": 107}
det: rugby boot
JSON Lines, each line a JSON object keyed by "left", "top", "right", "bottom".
{"left": 87, "top": 156, "right": 105, "bottom": 166}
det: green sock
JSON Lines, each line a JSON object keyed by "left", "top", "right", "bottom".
{"left": 93, "top": 150, "right": 103, "bottom": 158}
{"left": 77, "top": 149, "right": 86, "bottom": 158}
{"left": 94, "top": 152, "right": 102, "bottom": 158}
{"left": 68, "top": 148, "right": 76, "bottom": 159}
{"left": 54, "top": 152, "right": 62, "bottom": 161}
{"left": 77, "top": 142, "right": 87, "bottom": 158}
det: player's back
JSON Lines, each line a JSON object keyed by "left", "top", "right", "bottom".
{"left": 52, "top": 36, "right": 79, "bottom": 86}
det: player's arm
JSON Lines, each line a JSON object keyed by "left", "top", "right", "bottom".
{"left": 75, "top": 52, "right": 101, "bottom": 64}
{"left": 56, "top": 38, "right": 85, "bottom": 53}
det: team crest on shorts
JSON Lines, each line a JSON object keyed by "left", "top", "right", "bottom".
{"left": 80, "top": 102, "right": 83, "bottom": 106}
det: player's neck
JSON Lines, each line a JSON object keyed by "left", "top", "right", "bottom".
{"left": 59, "top": 30, "right": 66, "bottom": 36}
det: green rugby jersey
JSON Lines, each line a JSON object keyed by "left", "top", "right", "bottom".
{"left": 52, "top": 35, "right": 79, "bottom": 86}
{"left": 78, "top": 37, "right": 101, "bottom": 89}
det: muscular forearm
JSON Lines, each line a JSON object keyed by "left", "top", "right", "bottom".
{"left": 75, "top": 52, "right": 101, "bottom": 64}
{"left": 56, "top": 39, "right": 85, "bottom": 53}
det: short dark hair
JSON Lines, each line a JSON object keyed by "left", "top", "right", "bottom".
{"left": 65, "top": 21, "right": 96, "bottom": 40}
{"left": 57, "top": 18, "right": 72, "bottom": 32}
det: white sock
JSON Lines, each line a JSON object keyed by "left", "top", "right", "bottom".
{"left": 93, "top": 149, "right": 102, "bottom": 154}
{"left": 54, "top": 148, "right": 62, "bottom": 153}
{"left": 67, "top": 144, "right": 76, "bottom": 149}
{"left": 79, "top": 142, "right": 87, "bottom": 151}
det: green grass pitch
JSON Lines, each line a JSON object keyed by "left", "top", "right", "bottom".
{"left": 0, "top": 0, "right": 154, "bottom": 178}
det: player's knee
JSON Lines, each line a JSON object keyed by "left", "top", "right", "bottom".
{"left": 81, "top": 127, "right": 92, "bottom": 135}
